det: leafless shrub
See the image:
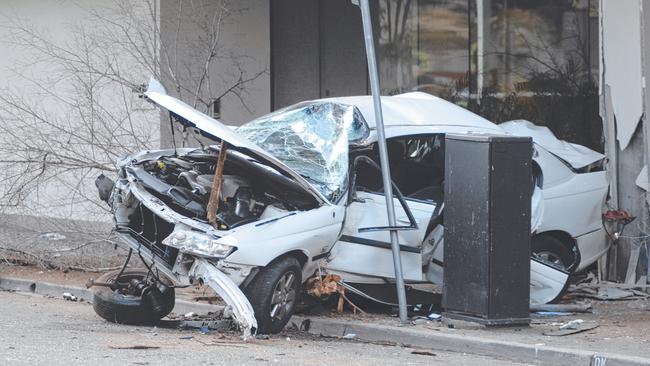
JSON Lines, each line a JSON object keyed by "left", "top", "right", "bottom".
{"left": 0, "top": 0, "right": 266, "bottom": 269}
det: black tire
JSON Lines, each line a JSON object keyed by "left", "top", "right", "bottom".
{"left": 531, "top": 235, "right": 575, "bottom": 271}
{"left": 245, "top": 257, "right": 302, "bottom": 334}
{"left": 92, "top": 269, "right": 175, "bottom": 325}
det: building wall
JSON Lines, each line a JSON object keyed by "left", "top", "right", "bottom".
{"left": 159, "top": 0, "right": 270, "bottom": 149}
{"left": 271, "top": 0, "right": 368, "bottom": 109}
{"left": 0, "top": 0, "right": 160, "bottom": 220}
{"left": 600, "top": 0, "right": 649, "bottom": 282}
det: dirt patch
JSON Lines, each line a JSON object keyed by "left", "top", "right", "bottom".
{"left": 0, "top": 263, "right": 221, "bottom": 304}
{"left": 0, "top": 263, "right": 91, "bottom": 287}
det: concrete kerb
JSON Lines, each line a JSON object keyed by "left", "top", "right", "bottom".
{"left": 2, "top": 276, "right": 649, "bottom": 366}
{"left": 290, "top": 315, "right": 650, "bottom": 366}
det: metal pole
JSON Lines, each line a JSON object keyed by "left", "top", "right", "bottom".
{"left": 477, "top": 0, "right": 484, "bottom": 100}
{"left": 357, "top": 0, "right": 408, "bottom": 323}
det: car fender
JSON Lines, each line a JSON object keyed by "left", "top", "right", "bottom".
{"left": 222, "top": 205, "right": 345, "bottom": 269}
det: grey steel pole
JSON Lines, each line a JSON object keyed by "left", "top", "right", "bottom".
{"left": 358, "top": 0, "right": 408, "bottom": 324}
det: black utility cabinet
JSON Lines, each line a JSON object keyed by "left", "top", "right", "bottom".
{"left": 442, "top": 134, "right": 532, "bottom": 325}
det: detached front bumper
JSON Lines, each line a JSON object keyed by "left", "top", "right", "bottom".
{"left": 189, "top": 260, "right": 258, "bottom": 338}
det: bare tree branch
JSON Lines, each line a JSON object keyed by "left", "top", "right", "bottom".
{"left": 0, "top": 0, "right": 267, "bottom": 269}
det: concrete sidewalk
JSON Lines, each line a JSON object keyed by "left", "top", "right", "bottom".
{"left": 1, "top": 275, "right": 648, "bottom": 366}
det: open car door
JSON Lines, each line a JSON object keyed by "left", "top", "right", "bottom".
{"left": 325, "top": 157, "right": 435, "bottom": 281}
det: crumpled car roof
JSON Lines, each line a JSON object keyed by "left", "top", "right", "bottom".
{"left": 501, "top": 120, "right": 605, "bottom": 169}
{"left": 324, "top": 92, "right": 504, "bottom": 133}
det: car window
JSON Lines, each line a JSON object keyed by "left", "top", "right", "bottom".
{"left": 352, "top": 134, "right": 445, "bottom": 203}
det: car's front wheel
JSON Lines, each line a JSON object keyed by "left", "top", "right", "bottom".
{"left": 245, "top": 256, "right": 302, "bottom": 334}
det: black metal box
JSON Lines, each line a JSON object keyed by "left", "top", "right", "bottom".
{"left": 442, "top": 134, "right": 532, "bottom": 325}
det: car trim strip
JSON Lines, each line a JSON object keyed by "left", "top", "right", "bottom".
{"left": 339, "top": 235, "right": 420, "bottom": 254}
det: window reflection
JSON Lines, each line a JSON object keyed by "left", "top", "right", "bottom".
{"left": 376, "top": 0, "right": 601, "bottom": 151}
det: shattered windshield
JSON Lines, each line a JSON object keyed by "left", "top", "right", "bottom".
{"left": 236, "top": 102, "right": 369, "bottom": 202}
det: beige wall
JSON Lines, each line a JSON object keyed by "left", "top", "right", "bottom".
{"left": 0, "top": 0, "right": 159, "bottom": 220}
{"left": 159, "top": 0, "right": 270, "bottom": 146}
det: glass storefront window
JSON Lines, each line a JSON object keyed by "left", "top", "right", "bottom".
{"left": 376, "top": 0, "right": 602, "bottom": 151}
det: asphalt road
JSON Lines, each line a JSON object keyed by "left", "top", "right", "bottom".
{"left": 0, "top": 291, "right": 529, "bottom": 366}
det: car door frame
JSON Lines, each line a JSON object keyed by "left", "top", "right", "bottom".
{"left": 324, "top": 154, "right": 438, "bottom": 282}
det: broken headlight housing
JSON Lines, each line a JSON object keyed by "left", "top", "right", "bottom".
{"left": 162, "top": 230, "right": 236, "bottom": 258}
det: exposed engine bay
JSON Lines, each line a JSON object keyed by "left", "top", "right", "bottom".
{"left": 127, "top": 147, "right": 319, "bottom": 230}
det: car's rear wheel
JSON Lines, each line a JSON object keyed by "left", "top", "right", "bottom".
{"left": 245, "top": 256, "right": 302, "bottom": 334}
{"left": 531, "top": 235, "right": 575, "bottom": 271}
{"left": 531, "top": 235, "right": 575, "bottom": 303}
{"left": 92, "top": 269, "right": 175, "bottom": 325}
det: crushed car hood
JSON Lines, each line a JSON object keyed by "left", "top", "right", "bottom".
{"left": 501, "top": 120, "right": 605, "bottom": 169}
{"left": 144, "top": 79, "right": 327, "bottom": 204}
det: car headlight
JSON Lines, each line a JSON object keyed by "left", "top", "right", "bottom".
{"left": 162, "top": 230, "right": 236, "bottom": 258}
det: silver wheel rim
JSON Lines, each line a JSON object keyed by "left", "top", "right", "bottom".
{"left": 269, "top": 271, "right": 296, "bottom": 321}
{"left": 536, "top": 250, "right": 566, "bottom": 268}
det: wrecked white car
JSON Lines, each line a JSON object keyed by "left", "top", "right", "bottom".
{"left": 92, "top": 79, "right": 609, "bottom": 336}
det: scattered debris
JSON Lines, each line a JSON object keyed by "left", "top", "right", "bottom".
{"left": 319, "top": 333, "right": 402, "bottom": 347}
{"left": 342, "top": 333, "right": 356, "bottom": 339}
{"left": 569, "top": 272, "right": 650, "bottom": 301}
{"left": 530, "top": 303, "right": 592, "bottom": 313}
{"left": 306, "top": 274, "right": 366, "bottom": 315}
{"left": 571, "top": 286, "right": 642, "bottom": 301}
{"left": 109, "top": 345, "right": 160, "bottom": 350}
{"left": 560, "top": 319, "right": 584, "bottom": 330}
{"left": 179, "top": 336, "right": 193, "bottom": 340}
{"left": 411, "top": 349, "right": 437, "bottom": 357}
{"left": 411, "top": 312, "right": 443, "bottom": 326}
{"left": 192, "top": 338, "right": 245, "bottom": 348}
{"left": 255, "top": 334, "right": 270, "bottom": 340}
{"left": 157, "top": 318, "right": 232, "bottom": 333}
{"left": 543, "top": 320, "right": 599, "bottom": 336}
{"left": 184, "top": 312, "right": 196, "bottom": 318}
{"left": 39, "top": 232, "right": 66, "bottom": 241}
{"left": 595, "top": 288, "right": 639, "bottom": 300}
{"left": 299, "top": 319, "right": 310, "bottom": 331}
{"left": 192, "top": 296, "right": 221, "bottom": 302}
{"left": 62, "top": 292, "right": 78, "bottom": 302}
{"left": 533, "top": 311, "right": 574, "bottom": 317}
{"left": 306, "top": 274, "right": 341, "bottom": 297}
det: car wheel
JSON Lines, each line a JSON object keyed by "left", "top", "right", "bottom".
{"left": 245, "top": 256, "right": 302, "bottom": 334}
{"left": 531, "top": 235, "right": 575, "bottom": 271}
{"left": 92, "top": 269, "right": 175, "bottom": 325}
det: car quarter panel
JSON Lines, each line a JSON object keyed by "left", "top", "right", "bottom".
{"left": 538, "top": 170, "right": 608, "bottom": 237}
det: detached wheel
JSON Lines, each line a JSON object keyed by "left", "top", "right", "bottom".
{"left": 245, "top": 257, "right": 301, "bottom": 334}
{"left": 92, "top": 269, "right": 175, "bottom": 325}
{"left": 531, "top": 235, "right": 575, "bottom": 271}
